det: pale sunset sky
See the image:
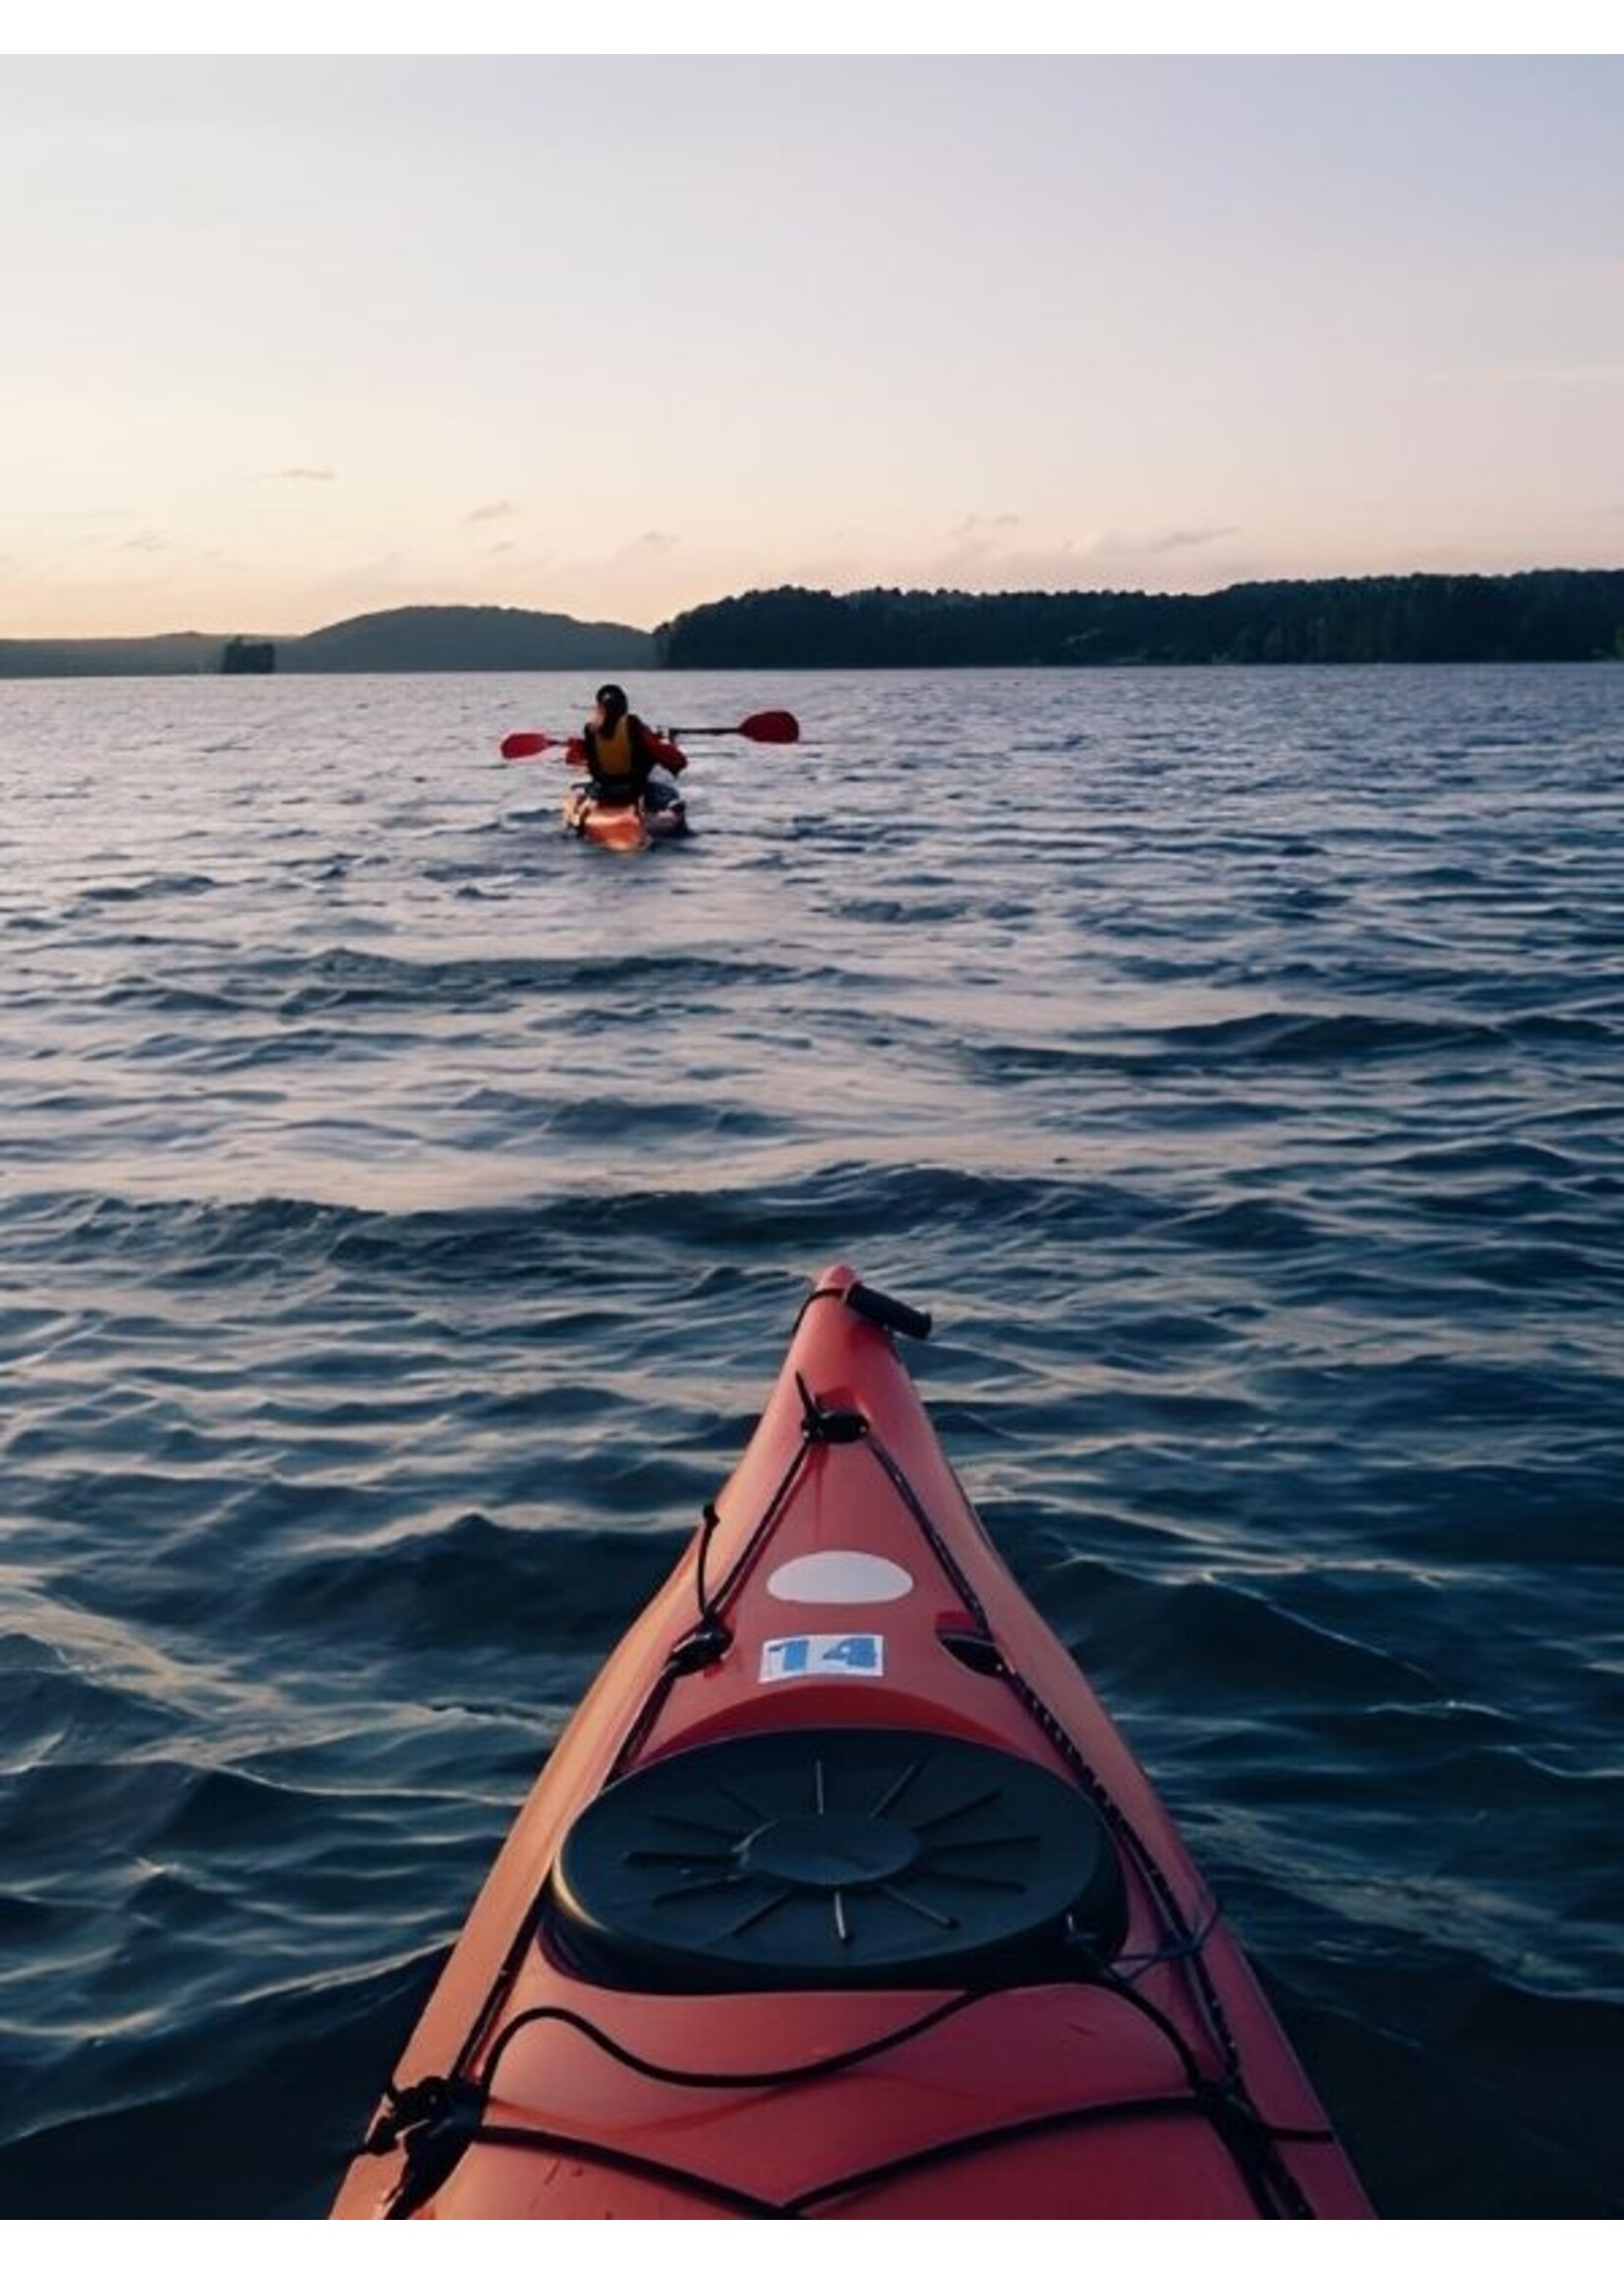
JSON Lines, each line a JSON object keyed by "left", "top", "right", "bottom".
{"left": 2, "top": 16, "right": 1620, "bottom": 638}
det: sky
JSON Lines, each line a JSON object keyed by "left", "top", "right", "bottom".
{"left": 2, "top": 29, "right": 1622, "bottom": 638}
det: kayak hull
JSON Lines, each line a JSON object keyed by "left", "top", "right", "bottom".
{"left": 562, "top": 783, "right": 688, "bottom": 853}
{"left": 333, "top": 1267, "right": 1371, "bottom": 2219}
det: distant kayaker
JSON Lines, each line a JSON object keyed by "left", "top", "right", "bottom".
{"left": 569, "top": 684, "right": 686, "bottom": 812}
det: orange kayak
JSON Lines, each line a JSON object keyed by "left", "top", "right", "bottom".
{"left": 333, "top": 1266, "right": 1372, "bottom": 2219}
{"left": 561, "top": 783, "right": 688, "bottom": 854}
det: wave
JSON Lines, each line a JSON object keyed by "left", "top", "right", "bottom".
{"left": 3, "top": 665, "right": 1621, "bottom": 2217}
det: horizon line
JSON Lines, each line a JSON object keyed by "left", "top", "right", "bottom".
{"left": 6, "top": 558, "right": 1623, "bottom": 648}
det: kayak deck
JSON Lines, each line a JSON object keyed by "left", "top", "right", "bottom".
{"left": 333, "top": 1267, "right": 1370, "bottom": 2219}
{"left": 562, "top": 783, "right": 688, "bottom": 853}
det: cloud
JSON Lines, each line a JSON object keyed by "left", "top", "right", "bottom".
{"left": 915, "top": 517, "right": 1247, "bottom": 593}
{"left": 466, "top": 500, "right": 518, "bottom": 524}
{"left": 937, "top": 515, "right": 1026, "bottom": 566}
{"left": 46, "top": 511, "right": 137, "bottom": 553}
{"left": 947, "top": 513, "right": 1023, "bottom": 543}
{"left": 1140, "top": 524, "right": 1241, "bottom": 555}
{"left": 1440, "top": 358, "right": 1624, "bottom": 394}
{"left": 273, "top": 466, "right": 336, "bottom": 483}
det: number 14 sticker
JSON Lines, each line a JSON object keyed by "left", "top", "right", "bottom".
{"left": 760, "top": 1634, "right": 884, "bottom": 1682}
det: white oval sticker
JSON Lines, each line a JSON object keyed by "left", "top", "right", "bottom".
{"left": 766, "top": 1551, "right": 913, "bottom": 1604}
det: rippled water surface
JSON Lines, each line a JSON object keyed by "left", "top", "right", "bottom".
{"left": 1, "top": 666, "right": 1619, "bottom": 2217}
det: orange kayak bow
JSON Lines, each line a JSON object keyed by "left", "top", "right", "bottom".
{"left": 334, "top": 1266, "right": 1371, "bottom": 2220}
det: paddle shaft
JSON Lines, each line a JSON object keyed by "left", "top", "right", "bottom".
{"left": 500, "top": 709, "right": 798, "bottom": 762}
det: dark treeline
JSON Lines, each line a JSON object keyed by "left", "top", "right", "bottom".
{"left": 0, "top": 606, "right": 654, "bottom": 679}
{"left": 0, "top": 632, "right": 225, "bottom": 677}
{"left": 657, "top": 570, "right": 1624, "bottom": 669}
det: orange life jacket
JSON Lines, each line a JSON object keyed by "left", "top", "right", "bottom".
{"left": 584, "top": 716, "right": 651, "bottom": 803}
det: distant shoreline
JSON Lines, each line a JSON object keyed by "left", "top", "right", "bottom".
{"left": 0, "top": 604, "right": 656, "bottom": 681}
{"left": 3, "top": 571, "right": 1621, "bottom": 675}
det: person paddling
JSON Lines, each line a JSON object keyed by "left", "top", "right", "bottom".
{"left": 568, "top": 684, "right": 686, "bottom": 816}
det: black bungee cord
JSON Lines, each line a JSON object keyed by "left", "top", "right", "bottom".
{"left": 365, "top": 1357, "right": 1327, "bottom": 2219}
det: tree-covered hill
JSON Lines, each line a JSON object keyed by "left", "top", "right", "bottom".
{"left": 291, "top": 605, "right": 654, "bottom": 672}
{"left": 9, "top": 575, "right": 1621, "bottom": 678}
{"left": 0, "top": 605, "right": 654, "bottom": 678}
{"left": 657, "top": 570, "right": 1624, "bottom": 669}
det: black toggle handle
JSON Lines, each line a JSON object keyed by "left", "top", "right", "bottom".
{"left": 844, "top": 1281, "right": 933, "bottom": 1342}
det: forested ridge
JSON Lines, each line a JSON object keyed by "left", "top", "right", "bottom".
{"left": 657, "top": 570, "right": 1624, "bottom": 668}
{"left": 0, "top": 605, "right": 653, "bottom": 678}
{"left": 8, "top": 575, "right": 1621, "bottom": 677}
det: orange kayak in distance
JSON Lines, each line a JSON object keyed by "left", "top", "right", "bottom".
{"left": 333, "top": 1265, "right": 1372, "bottom": 2220}
{"left": 561, "top": 783, "right": 688, "bottom": 854}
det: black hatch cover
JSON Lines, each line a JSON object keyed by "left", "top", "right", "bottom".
{"left": 547, "top": 1725, "right": 1127, "bottom": 1991}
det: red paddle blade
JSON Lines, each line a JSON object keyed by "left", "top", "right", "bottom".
{"left": 668, "top": 710, "right": 801, "bottom": 742}
{"left": 738, "top": 710, "right": 799, "bottom": 743}
{"left": 499, "top": 731, "right": 556, "bottom": 761}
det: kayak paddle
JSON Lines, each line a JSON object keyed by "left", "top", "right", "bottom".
{"left": 498, "top": 709, "right": 798, "bottom": 763}
{"left": 667, "top": 709, "right": 800, "bottom": 742}
{"left": 499, "top": 731, "right": 569, "bottom": 762}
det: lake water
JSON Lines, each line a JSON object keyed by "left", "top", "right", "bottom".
{"left": 0, "top": 664, "right": 1619, "bottom": 2217}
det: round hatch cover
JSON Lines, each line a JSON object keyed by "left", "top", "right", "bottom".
{"left": 548, "top": 1724, "right": 1126, "bottom": 1990}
